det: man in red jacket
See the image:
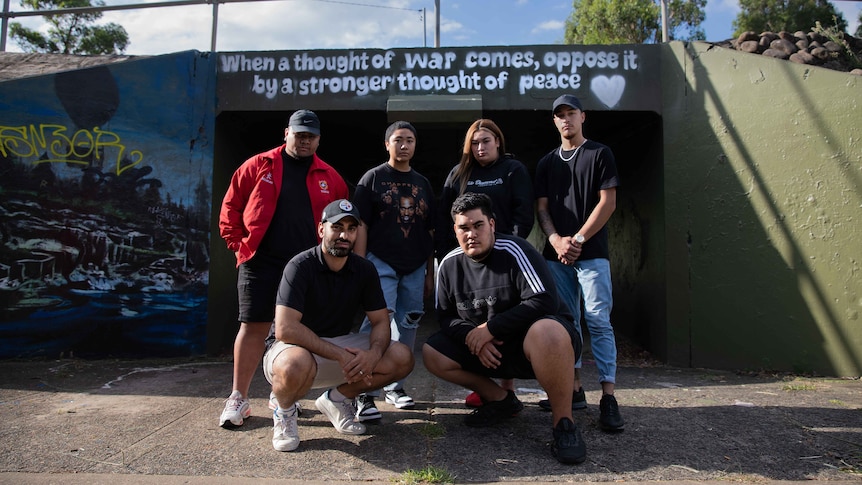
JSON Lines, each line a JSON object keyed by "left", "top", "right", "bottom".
{"left": 218, "top": 109, "right": 349, "bottom": 428}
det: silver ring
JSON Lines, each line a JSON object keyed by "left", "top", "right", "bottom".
{"left": 358, "top": 370, "right": 364, "bottom": 375}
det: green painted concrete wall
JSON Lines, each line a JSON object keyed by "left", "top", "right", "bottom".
{"left": 660, "top": 41, "right": 861, "bottom": 376}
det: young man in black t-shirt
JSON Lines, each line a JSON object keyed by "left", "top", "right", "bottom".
{"left": 423, "top": 193, "right": 587, "bottom": 465}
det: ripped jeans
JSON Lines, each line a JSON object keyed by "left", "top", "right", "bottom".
{"left": 359, "top": 252, "right": 425, "bottom": 394}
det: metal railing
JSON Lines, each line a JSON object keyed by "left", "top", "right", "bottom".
{"left": 1, "top": 0, "right": 439, "bottom": 54}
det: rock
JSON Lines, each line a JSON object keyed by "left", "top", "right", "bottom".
{"left": 737, "top": 31, "right": 759, "bottom": 43}
{"left": 770, "top": 38, "right": 798, "bottom": 55}
{"left": 851, "top": 68, "right": 862, "bottom": 76}
{"left": 779, "top": 31, "right": 796, "bottom": 42}
{"left": 708, "top": 31, "right": 862, "bottom": 74}
{"left": 760, "top": 32, "right": 779, "bottom": 44}
{"left": 824, "top": 41, "right": 843, "bottom": 53}
{"left": 763, "top": 48, "right": 790, "bottom": 60}
{"left": 809, "top": 32, "right": 828, "bottom": 44}
{"left": 810, "top": 47, "right": 831, "bottom": 60}
{"left": 739, "top": 40, "right": 760, "bottom": 53}
{"left": 789, "top": 51, "right": 816, "bottom": 65}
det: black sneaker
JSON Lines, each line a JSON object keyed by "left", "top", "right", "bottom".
{"left": 355, "top": 393, "right": 382, "bottom": 422}
{"left": 599, "top": 394, "right": 624, "bottom": 432}
{"left": 464, "top": 390, "right": 524, "bottom": 427}
{"left": 551, "top": 417, "right": 587, "bottom": 464}
{"left": 538, "top": 387, "right": 587, "bottom": 411}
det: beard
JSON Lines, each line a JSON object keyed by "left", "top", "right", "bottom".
{"left": 325, "top": 239, "right": 351, "bottom": 257}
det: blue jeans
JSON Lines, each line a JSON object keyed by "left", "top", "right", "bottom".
{"left": 359, "top": 253, "right": 425, "bottom": 394}
{"left": 548, "top": 258, "right": 617, "bottom": 384}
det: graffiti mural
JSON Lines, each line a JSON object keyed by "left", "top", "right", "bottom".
{"left": 0, "top": 52, "right": 215, "bottom": 358}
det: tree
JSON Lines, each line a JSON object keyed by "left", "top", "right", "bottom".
{"left": 564, "top": 0, "right": 706, "bottom": 45}
{"left": 856, "top": 10, "right": 862, "bottom": 38}
{"left": 732, "top": 0, "right": 847, "bottom": 37}
{"left": 10, "top": 0, "right": 129, "bottom": 55}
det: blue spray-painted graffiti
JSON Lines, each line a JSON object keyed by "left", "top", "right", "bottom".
{"left": 0, "top": 58, "right": 212, "bottom": 358}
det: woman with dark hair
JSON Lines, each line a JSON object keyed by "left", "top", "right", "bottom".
{"left": 437, "top": 119, "right": 535, "bottom": 408}
{"left": 437, "top": 119, "right": 534, "bottom": 255}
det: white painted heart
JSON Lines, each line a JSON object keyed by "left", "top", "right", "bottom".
{"left": 590, "top": 75, "right": 625, "bottom": 108}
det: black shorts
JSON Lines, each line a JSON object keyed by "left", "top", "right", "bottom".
{"left": 237, "top": 253, "right": 288, "bottom": 323}
{"left": 424, "top": 317, "right": 580, "bottom": 380}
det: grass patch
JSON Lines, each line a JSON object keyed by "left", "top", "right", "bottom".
{"left": 394, "top": 466, "right": 455, "bottom": 484}
{"left": 418, "top": 422, "right": 445, "bottom": 439}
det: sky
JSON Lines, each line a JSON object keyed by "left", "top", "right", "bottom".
{"left": 6, "top": 0, "right": 862, "bottom": 56}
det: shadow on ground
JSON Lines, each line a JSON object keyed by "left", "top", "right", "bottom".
{"left": 0, "top": 324, "right": 859, "bottom": 482}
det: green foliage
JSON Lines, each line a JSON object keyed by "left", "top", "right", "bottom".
{"left": 564, "top": 0, "right": 706, "bottom": 45}
{"left": 10, "top": 0, "right": 129, "bottom": 54}
{"left": 732, "top": 0, "right": 847, "bottom": 37}
{"left": 812, "top": 20, "right": 862, "bottom": 69}
{"left": 857, "top": 10, "right": 862, "bottom": 38}
{"left": 394, "top": 466, "right": 455, "bottom": 484}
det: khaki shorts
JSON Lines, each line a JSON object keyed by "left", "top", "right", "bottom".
{"left": 262, "top": 333, "right": 372, "bottom": 390}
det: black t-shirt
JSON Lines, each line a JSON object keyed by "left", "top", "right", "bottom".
{"left": 534, "top": 140, "right": 619, "bottom": 261}
{"left": 256, "top": 150, "right": 317, "bottom": 262}
{"left": 276, "top": 245, "right": 386, "bottom": 338}
{"left": 437, "top": 156, "right": 534, "bottom": 256}
{"left": 354, "top": 162, "right": 436, "bottom": 274}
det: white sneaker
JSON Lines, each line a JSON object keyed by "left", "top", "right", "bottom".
{"left": 385, "top": 388, "right": 415, "bottom": 409}
{"left": 269, "top": 391, "right": 302, "bottom": 417}
{"left": 272, "top": 405, "right": 300, "bottom": 452}
{"left": 315, "top": 390, "right": 366, "bottom": 435}
{"left": 219, "top": 390, "right": 251, "bottom": 428}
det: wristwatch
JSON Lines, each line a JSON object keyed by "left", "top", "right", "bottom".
{"left": 574, "top": 233, "right": 585, "bottom": 244}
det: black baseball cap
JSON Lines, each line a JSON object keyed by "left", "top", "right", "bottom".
{"left": 552, "top": 94, "right": 584, "bottom": 113}
{"left": 288, "top": 109, "right": 321, "bottom": 136}
{"left": 321, "top": 199, "right": 361, "bottom": 224}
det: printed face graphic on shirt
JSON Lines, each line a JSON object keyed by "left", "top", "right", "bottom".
{"left": 397, "top": 195, "right": 416, "bottom": 237}
{"left": 377, "top": 181, "right": 428, "bottom": 240}
{"left": 399, "top": 196, "right": 416, "bottom": 224}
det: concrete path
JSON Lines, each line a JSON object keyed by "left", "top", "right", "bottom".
{"left": 0, "top": 328, "right": 859, "bottom": 484}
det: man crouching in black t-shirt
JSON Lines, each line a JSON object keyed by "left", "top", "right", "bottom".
{"left": 262, "top": 199, "right": 414, "bottom": 452}
{"left": 423, "top": 192, "right": 587, "bottom": 464}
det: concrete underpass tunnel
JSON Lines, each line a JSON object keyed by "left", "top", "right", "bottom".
{"left": 209, "top": 107, "right": 667, "bottom": 361}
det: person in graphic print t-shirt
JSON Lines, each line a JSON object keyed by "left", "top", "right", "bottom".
{"left": 352, "top": 120, "right": 436, "bottom": 422}
{"left": 218, "top": 109, "right": 348, "bottom": 429}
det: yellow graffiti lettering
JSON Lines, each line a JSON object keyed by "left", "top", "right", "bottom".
{"left": 0, "top": 123, "right": 145, "bottom": 175}
{"left": 0, "top": 125, "right": 36, "bottom": 158}
{"left": 117, "top": 149, "right": 144, "bottom": 175}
